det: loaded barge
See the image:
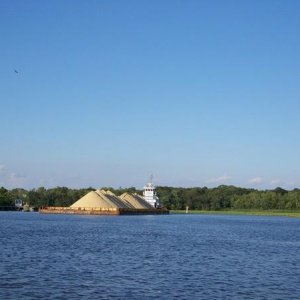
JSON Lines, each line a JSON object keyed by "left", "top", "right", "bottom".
{"left": 39, "top": 180, "right": 169, "bottom": 216}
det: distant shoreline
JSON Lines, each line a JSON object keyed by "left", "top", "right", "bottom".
{"left": 171, "top": 209, "right": 300, "bottom": 218}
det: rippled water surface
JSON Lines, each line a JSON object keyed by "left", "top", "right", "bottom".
{"left": 1, "top": 212, "right": 300, "bottom": 299}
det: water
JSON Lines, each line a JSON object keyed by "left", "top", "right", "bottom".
{"left": 0, "top": 212, "right": 300, "bottom": 299}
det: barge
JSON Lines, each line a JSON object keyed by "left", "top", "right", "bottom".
{"left": 39, "top": 180, "right": 169, "bottom": 216}
{"left": 39, "top": 206, "right": 169, "bottom": 215}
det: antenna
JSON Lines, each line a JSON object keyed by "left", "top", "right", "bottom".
{"left": 150, "top": 174, "right": 153, "bottom": 183}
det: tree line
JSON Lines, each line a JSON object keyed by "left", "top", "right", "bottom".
{"left": 0, "top": 185, "right": 300, "bottom": 210}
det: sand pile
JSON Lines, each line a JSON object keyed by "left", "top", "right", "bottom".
{"left": 119, "top": 192, "right": 153, "bottom": 209}
{"left": 70, "top": 190, "right": 152, "bottom": 209}
{"left": 96, "top": 190, "right": 134, "bottom": 209}
{"left": 70, "top": 191, "right": 116, "bottom": 208}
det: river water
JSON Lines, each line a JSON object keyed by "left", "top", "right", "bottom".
{"left": 0, "top": 212, "right": 299, "bottom": 299}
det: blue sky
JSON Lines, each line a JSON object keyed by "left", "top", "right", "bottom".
{"left": 1, "top": 0, "right": 300, "bottom": 189}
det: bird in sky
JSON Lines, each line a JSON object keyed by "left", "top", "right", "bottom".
{"left": 14, "top": 69, "right": 18, "bottom": 74}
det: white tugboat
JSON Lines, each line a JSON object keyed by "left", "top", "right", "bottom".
{"left": 143, "top": 176, "right": 160, "bottom": 208}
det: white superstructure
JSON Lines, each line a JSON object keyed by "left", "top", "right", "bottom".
{"left": 143, "top": 179, "right": 160, "bottom": 208}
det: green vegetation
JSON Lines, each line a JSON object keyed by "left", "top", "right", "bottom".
{"left": 1, "top": 185, "right": 300, "bottom": 217}
{"left": 156, "top": 185, "right": 300, "bottom": 211}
